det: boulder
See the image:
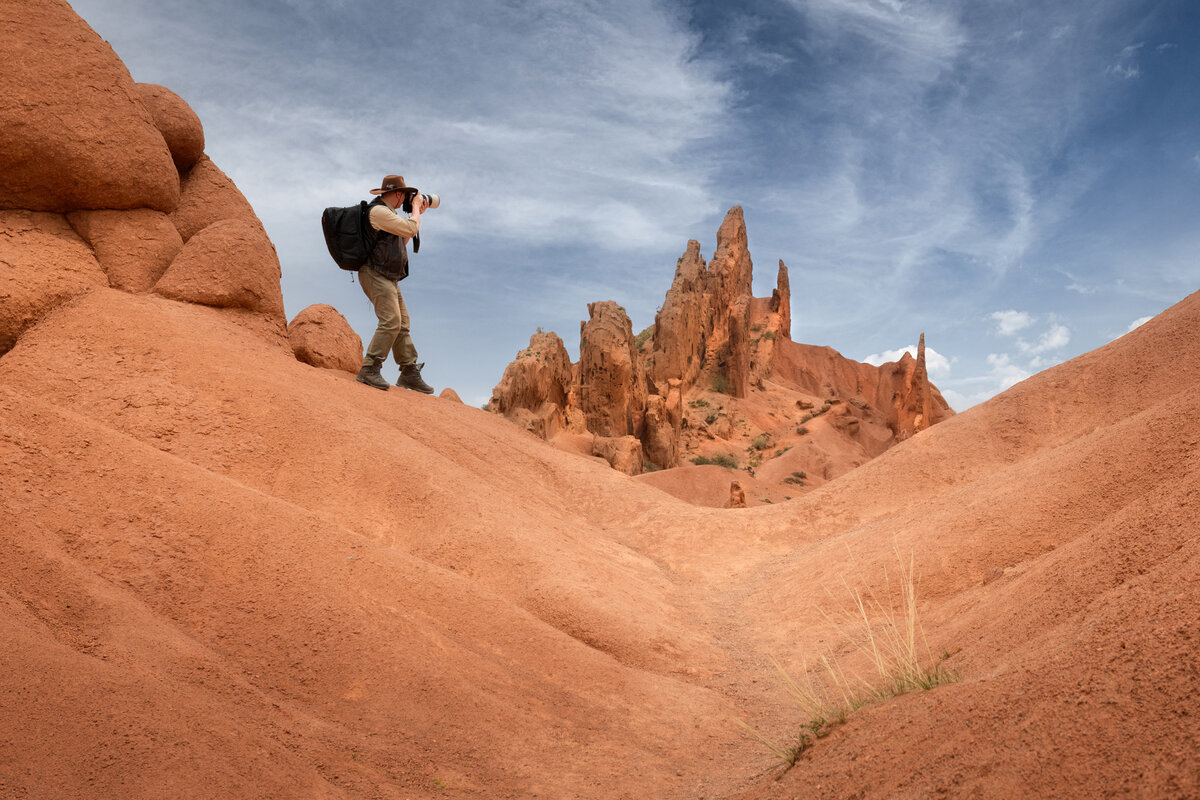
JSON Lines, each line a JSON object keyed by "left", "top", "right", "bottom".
{"left": 67, "top": 209, "right": 182, "bottom": 293}
{"left": 489, "top": 332, "right": 573, "bottom": 421}
{"left": 0, "top": 0, "right": 179, "bottom": 213}
{"left": 153, "top": 219, "right": 285, "bottom": 324}
{"left": 170, "top": 155, "right": 260, "bottom": 242}
{"left": 727, "top": 480, "right": 747, "bottom": 508}
{"left": 0, "top": 211, "right": 108, "bottom": 355}
{"left": 591, "top": 435, "right": 644, "bottom": 476}
{"left": 439, "top": 388, "right": 464, "bottom": 404}
{"left": 287, "top": 304, "right": 361, "bottom": 373}
{"left": 135, "top": 83, "right": 205, "bottom": 172}
{"left": 579, "top": 301, "right": 647, "bottom": 438}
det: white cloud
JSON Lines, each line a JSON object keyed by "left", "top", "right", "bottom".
{"left": 987, "top": 353, "right": 1032, "bottom": 390}
{"left": 862, "top": 345, "right": 952, "bottom": 377}
{"left": 991, "top": 310, "right": 1035, "bottom": 336}
{"left": 1017, "top": 323, "right": 1071, "bottom": 354}
{"left": 1127, "top": 315, "right": 1153, "bottom": 332}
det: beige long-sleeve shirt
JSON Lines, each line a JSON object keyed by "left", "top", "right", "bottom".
{"left": 369, "top": 201, "right": 419, "bottom": 241}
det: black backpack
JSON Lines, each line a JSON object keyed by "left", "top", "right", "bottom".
{"left": 321, "top": 201, "right": 376, "bottom": 270}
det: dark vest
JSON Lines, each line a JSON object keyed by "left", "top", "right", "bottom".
{"left": 365, "top": 197, "right": 409, "bottom": 281}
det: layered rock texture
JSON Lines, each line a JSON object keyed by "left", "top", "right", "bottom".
{"left": 490, "top": 207, "right": 953, "bottom": 497}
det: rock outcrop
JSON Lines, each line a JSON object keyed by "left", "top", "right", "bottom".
{"left": 0, "top": 0, "right": 180, "bottom": 214}
{"left": 488, "top": 331, "right": 576, "bottom": 438}
{"left": 0, "top": 2, "right": 354, "bottom": 361}
{"left": 67, "top": 209, "right": 183, "bottom": 293}
{"left": 490, "top": 206, "right": 954, "bottom": 487}
{"left": 288, "top": 304, "right": 362, "bottom": 373}
{"left": 135, "top": 83, "right": 205, "bottom": 172}
{"left": 579, "top": 302, "right": 647, "bottom": 438}
{"left": 154, "top": 219, "right": 285, "bottom": 323}
{"left": 0, "top": 211, "right": 108, "bottom": 356}
{"left": 170, "top": 155, "right": 261, "bottom": 243}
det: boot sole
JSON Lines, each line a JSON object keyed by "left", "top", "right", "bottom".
{"left": 356, "top": 376, "right": 389, "bottom": 391}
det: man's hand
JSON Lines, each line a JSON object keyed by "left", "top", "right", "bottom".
{"left": 410, "top": 192, "right": 426, "bottom": 215}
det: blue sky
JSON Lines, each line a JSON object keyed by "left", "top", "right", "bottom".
{"left": 69, "top": 0, "right": 1200, "bottom": 408}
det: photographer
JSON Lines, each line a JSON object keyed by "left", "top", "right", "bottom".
{"left": 355, "top": 174, "right": 434, "bottom": 394}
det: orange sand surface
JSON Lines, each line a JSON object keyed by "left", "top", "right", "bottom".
{"left": 3, "top": 286, "right": 1199, "bottom": 798}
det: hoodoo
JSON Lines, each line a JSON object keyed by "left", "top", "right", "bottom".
{"left": 490, "top": 206, "right": 954, "bottom": 502}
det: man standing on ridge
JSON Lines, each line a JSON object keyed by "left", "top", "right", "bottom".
{"left": 355, "top": 174, "right": 435, "bottom": 394}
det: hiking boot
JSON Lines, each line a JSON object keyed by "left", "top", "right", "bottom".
{"left": 356, "top": 358, "right": 389, "bottom": 391}
{"left": 397, "top": 362, "right": 434, "bottom": 394}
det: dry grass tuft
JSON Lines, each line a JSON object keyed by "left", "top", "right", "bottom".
{"left": 742, "top": 551, "right": 958, "bottom": 769}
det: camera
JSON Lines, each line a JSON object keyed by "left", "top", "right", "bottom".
{"left": 403, "top": 192, "right": 440, "bottom": 214}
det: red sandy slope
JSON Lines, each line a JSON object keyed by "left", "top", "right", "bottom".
{"left": 2, "top": 285, "right": 1199, "bottom": 798}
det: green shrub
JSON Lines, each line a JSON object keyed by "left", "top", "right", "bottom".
{"left": 691, "top": 453, "right": 738, "bottom": 469}
{"left": 711, "top": 372, "right": 733, "bottom": 394}
{"left": 751, "top": 433, "right": 772, "bottom": 451}
{"left": 635, "top": 325, "right": 654, "bottom": 352}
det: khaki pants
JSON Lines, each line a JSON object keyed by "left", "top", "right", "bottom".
{"left": 359, "top": 267, "right": 418, "bottom": 367}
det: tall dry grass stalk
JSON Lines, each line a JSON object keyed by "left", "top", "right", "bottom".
{"left": 744, "top": 550, "right": 958, "bottom": 768}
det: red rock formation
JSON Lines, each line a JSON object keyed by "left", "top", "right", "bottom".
{"left": 704, "top": 208, "right": 754, "bottom": 399}
{"left": 579, "top": 302, "right": 647, "bottom": 438}
{"left": 770, "top": 260, "right": 791, "bottom": 340}
{"left": 491, "top": 206, "right": 953, "bottom": 483}
{"left": 0, "top": 211, "right": 108, "bottom": 355}
{"left": 881, "top": 333, "right": 951, "bottom": 439}
{"left": 67, "top": 209, "right": 182, "bottom": 293}
{"left": 641, "top": 393, "right": 679, "bottom": 469}
{"left": 287, "top": 304, "right": 362, "bottom": 373}
{"left": 0, "top": 0, "right": 179, "bottom": 213}
{"left": 170, "top": 155, "right": 261, "bottom": 243}
{"left": 591, "top": 435, "right": 644, "bottom": 475}
{"left": 135, "top": 83, "right": 205, "bottom": 172}
{"left": 154, "top": 219, "right": 285, "bottom": 325}
{"left": 649, "top": 240, "right": 710, "bottom": 394}
{"left": 488, "top": 332, "right": 574, "bottom": 438}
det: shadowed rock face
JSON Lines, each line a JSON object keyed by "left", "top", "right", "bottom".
{"left": 490, "top": 207, "right": 954, "bottom": 479}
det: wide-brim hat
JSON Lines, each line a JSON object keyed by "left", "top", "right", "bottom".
{"left": 369, "top": 174, "right": 420, "bottom": 196}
